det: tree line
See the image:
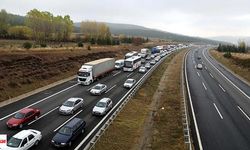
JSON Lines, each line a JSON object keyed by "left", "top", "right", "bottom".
{"left": 0, "top": 9, "right": 73, "bottom": 43}
{"left": 217, "top": 40, "right": 248, "bottom": 53}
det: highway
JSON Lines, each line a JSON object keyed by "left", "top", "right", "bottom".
{"left": 0, "top": 49, "right": 176, "bottom": 150}
{"left": 185, "top": 46, "right": 250, "bottom": 150}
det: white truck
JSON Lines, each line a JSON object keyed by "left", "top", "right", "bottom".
{"left": 140, "top": 48, "right": 150, "bottom": 58}
{"left": 77, "top": 58, "right": 115, "bottom": 85}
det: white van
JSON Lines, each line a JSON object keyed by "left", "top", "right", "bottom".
{"left": 115, "top": 59, "right": 124, "bottom": 69}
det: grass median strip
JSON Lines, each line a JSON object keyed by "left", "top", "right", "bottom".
{"left": 94, "top": 49, "right": 187, "bottom": 150}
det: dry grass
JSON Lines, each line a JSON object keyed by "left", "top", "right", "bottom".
{"left": 94, "top": 50, "right": 186, "bottom": 150}
{"left": 210, "top": 50, "right": 250, "bottom": 83}
{"left": 151, "top": 49, "right": 187, "bottom": 150}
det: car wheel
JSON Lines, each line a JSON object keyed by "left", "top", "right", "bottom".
{"left": 68, "top": 141, "right": 72, "bottom": 147}
{"left": 35, "top": 140, "right": 39, "bottom": 146}
{"left": 19, "top": 124, "right": 23, "bottom": 128}
{"left": 35, "top": 115, "right": 38, "bottom": 120}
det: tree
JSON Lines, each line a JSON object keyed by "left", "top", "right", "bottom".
{"left": 238, "top": 40, "right": 246, "bottom": 53}
{"left": 8, "top": 26, "right": 32, "bottom": 39}
{"left": 0, "top": 9, "right": 9, "bottom": 38}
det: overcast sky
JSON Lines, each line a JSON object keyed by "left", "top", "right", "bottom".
{"left": 1, "top": 0, "right": 250, "bottom": 38}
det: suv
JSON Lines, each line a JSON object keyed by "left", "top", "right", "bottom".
{"left": 51, "top": 118, "right": 86, "bottom": 147}
{"left": 6, "top": 129, "right": 42, "bottom": 150}
{"left": 59, "top": 98, "right": 84, "bottom": 115}
{"left": 92, "top": 98, "right": 113, "bottom": 116}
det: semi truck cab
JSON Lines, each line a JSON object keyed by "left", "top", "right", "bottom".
{"left": 78, "top": 65, "right": 93, "bottom": 85}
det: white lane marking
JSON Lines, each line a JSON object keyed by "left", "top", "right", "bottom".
{"left": 0, "top": 83, "right": 79, "bottom": 121}
{"left": 209, "top": 73, "right": 214, "bottom": 78}
{"left": 127, "top": 72, "right": 133, "bottom": 77}
{"left": 213, "top": 103, "right": 223, "bottom": 119}
{"left": 28, "top": 106, "right": 59, "bottom": 125}
{"left": 202, "top": 82, "right": 207, "bottom": 90}
{"left": 184, "top": 50, "right": 203, "bottom": 150}
{"left": 193, "top": 60, "right": 195, "bottom": 64}
{"left": 105, "top": 85, "right": 117, "bottom": 94}
{"left": 197, "top": 72, "right": 200, "bottom": 77}
{"left": 195, "top": 65, "right": 197, "bottom": 69}
{"left": 205, "top": 66, "right": 207, "bottom": 70}
{"left": 53, "top": 110, "right": 83, "bottom": 132}
{"left": 87, "top": 86, "right": 93, "bottom": 91}
{"left": 203, "top": 50, "right": 250, "bottom": 100}
{"left": 219, "top": 84, "right": 226, "bottom": 92}
{"left": 112, "top": 71, "right": 121, "bottom": 77}
{"left": 237, "top": 106, "right": 250, "bottom": 121}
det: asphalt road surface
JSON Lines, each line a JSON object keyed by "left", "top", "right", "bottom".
{"left": 186, "top": 46, "right": 250, "bottom": 150}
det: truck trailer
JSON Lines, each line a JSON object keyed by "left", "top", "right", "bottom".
{"left": 77, "top": 58, "right": 115, "bottom": 85}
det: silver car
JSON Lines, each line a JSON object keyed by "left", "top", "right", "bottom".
{"left": 92, "top": 98, "right": 113, "bottom": 116}
{"left": 123, "top": 78, "right": 136, "bottom": 89}
{"left": 59, "top": 98, "right": 84, "bottom": 115}
{"left": 139, "top": 66, "right": 147, "bottom": 73}
{"left": 145, "top": 63, "right": 151, "bottom": 69}
{"left": 90, "top": 83, "right": 107, "bottom": 95}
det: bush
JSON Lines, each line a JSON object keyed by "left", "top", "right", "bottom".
{"left": 23, "top": 42, "right": 32, "bottom": 49}
{"left": 77, "top": 42, "right": 83, "bottom": 47}
{"left": 224, "top": 52, "right": 232, "bottom": 58}
{"left": 87, "top": 45, "right": 91, "bottom": 50}
{"left": 40, "top": 43, "right": 47, "bottom": 47}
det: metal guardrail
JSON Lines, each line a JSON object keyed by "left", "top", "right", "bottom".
{"left": 83, "top": 52, "right": 171, "bottom": 150}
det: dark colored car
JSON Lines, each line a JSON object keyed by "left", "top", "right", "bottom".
{"left": 51, "top": 118, "right": 86, "bottom": 147}
{"left": 6, "top": 108, "right": 40, "bottom": 129}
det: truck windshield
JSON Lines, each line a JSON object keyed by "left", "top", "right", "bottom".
{"left": 78, "top": 72, "right": 90, "bottom": 77}
{"left": 124, "top": 61, "right": 133, "bottom": 68}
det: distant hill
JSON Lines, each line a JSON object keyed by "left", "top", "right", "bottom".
{"left": 209, "top": 36, "right": 250, "bottom": 45}
{"left": 74, "top": 22, "right": 220, "bottom": 44}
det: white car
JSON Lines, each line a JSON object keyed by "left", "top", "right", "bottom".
{"left": 155, "top": 56, "right": 161, "bottom": 62}
{"left": 90, "top": 83, "right": 107, "bottom": 95}
{"left": 92, "top": 98, "right": 113, "bottom": 116}
{"left": 6, "top": 129, "right": 42, "bottom": 150}
{"left": 59, "top": 98, "right": 84, "bottom": 115}
{"left": 145, "top": 63, "right": 151, "bottom": 69}
{"left": 139, "top": 66, "right": 147, "bottom": 73}
{"left": 150, "top": 60, "right": 156, "bottom": 65}
{"left": 197, "top": 64, "right": 203, "bottom": 70}
{"left": 123, "top": 78, "right": 136, "bottom": 89}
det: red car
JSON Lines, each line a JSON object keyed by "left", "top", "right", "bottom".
{"left": 6, "top": 108, "right": 40, "bottom": 129}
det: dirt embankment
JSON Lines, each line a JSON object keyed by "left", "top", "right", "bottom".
{"left": 0, "top": 44, "right": 151, "bottom": 102}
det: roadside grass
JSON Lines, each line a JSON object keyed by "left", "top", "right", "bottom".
{"left": 151, "top": 49, "right": 187, "bottom": 150}
{"left": 94, "top": 50, "right": 186, "bottom": 150}
{"left": 210, "top": 50, "right": 250, "bottom": 83}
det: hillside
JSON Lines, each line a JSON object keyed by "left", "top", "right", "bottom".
{"left": 74, "top": 22, "right": 219, "bottom": 44}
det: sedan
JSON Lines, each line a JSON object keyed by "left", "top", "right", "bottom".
{"left": 6, "top": 129, "right": 42, "bottom": 150}
{"left": 59, "top": 98, "right": 84, "bottom": 115}
{"left": 150, "top": 60, "right": 156, "bottom": 65}
{"left": 92, "top": 98, "right": 113, "bottom": 116}
{"left": 123, "top": 78, "right": 136, "bottom": 89}
{"left": 6, "top": 108, "right": 40, "bottom": 129}
{"left": 139, "top": 66, "right": 147, "bottom": 73}
{"left": 90, "top": 83, "right": 107, "bottom": 95}
{"left": 197, "top": 64, "right": 203, "bottom": 70}
{"left": 145, "top": 63, "right": 151, "bottom": 69}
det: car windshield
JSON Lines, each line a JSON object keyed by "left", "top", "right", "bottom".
{"left": 7, "top": 137, "right": 22, "bottom": 148}
{"left": 140, "top": 67, "right": 145, "bottom": 70}
{"left": 93, "top": 85, "right": 102, "bottom": 90}
{"left": 115, "top": 62, "right": 121, "bottom": 66}
{"left": 14, "top": 112, "right": 25, "bottom": 119}
{"left": 124, "top": 61, "right": 133, "bottom": 67}
{"left": 63, "top": 101, "right": 74, "bottom": 107}
{"left": 59, "top": 126, "right": 72, "bottom": 135}
{"left": 126, "top": 80, "right": 134, "bottom": 84}
{"left": 78, "top": 72, "right": 90, "bottom": 77}
{"left": 96, "top": 101, "right": 106, "bottom": 108}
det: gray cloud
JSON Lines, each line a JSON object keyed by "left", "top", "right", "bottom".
{"left": 1, "top": 0, "right": 250, "bottom": 37}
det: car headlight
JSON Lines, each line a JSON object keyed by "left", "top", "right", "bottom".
{"left": 12, "top": 124, "right": 18, "bottom": 126}
{"left": 61, "top": 143, "right": 66, "bottom": 145}
{"left": 51, "top": 140, "right": 55, "bottom": 143}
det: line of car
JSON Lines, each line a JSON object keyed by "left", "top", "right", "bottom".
{"left": 3, "top": 46, "right": 177, "bottom": 150}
